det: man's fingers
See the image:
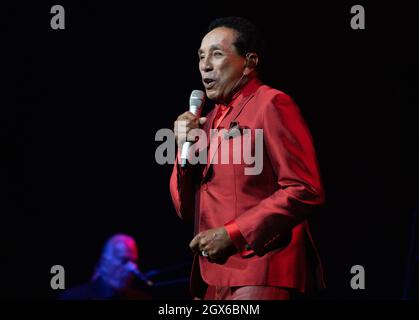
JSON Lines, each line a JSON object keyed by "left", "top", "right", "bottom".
{"left": 189, "top": 234, "right": 201, "bottom": 252}
{"left": 174, "top": 114, "right": 206, "bottom": 143}
{"left": 189, "top": 238, "right": 197, "bottom": 250}
{"left": 198, "top": 117, "right": 207, "bottom": 125}
{"left": 190, "top": 233, "right": 214, "bottom": 253}
{"left": 176, "top": 113, "right": 206, "bottom": 128}
{"left": 177, "top": 111, "right": 196, "bottom": 121}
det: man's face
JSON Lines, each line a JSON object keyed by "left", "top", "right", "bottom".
{"left": 199, "top": 27, "right": 247, "bottom": 103}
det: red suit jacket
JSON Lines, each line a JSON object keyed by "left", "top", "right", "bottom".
{"left": 170, "top": 78, "right": 325, "bottom": 297}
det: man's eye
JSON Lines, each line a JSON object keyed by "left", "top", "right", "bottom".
{"left": 214, "top": 51, "right": 223, "bottom": 57}
{"left": 199, "top": 55, "right": 205, "bottom": 60}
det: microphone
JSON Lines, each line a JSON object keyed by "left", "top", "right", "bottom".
{"left": 180, "top": 90, "right": 205, "bottom": 167}
{"left": 127, "top": 263, "right": 154, "bottom": 287}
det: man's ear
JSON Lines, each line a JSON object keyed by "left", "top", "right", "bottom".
{"left": 243, "top": 53, "right": 259, "bottom": 76}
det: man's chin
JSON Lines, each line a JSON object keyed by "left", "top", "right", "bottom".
{"left": 205, "top": 90, "right": 220, "bottom": 102}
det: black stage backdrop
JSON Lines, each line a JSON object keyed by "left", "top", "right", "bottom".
{"left": 1, "top": 1, "right": 418, "bottom": 299}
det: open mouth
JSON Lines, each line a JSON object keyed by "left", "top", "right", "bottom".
{"left": 203, "top": 78, "right": 216, "bottom": 89}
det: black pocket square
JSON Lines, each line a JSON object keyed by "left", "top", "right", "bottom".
{"left": 223, "top": 121, "right": 246, "bottom": 139}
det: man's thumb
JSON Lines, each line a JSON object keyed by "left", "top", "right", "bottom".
{"left": 198, "top": 117, "right": 207, "bottom": 125}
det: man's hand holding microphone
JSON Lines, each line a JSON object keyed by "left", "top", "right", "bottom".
{"left": 174, "top": 90, "right": 207, "bottom": 167}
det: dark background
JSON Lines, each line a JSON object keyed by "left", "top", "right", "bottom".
{"left": 1, "top": 1, "right": 418, "bottom": 299}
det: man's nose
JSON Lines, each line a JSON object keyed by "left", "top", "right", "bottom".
{"left": 200, "top": 57, "right": 213, "bottom": 72}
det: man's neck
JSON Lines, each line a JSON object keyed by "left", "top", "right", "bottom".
{"left": 219, "top": 75, "right": 251, "bottom": 106}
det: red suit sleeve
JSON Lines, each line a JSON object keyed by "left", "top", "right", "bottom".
{"left": 169, "top": 150, "right": 198, "bottom": 222}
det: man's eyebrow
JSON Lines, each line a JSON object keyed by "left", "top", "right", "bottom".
{"left": 209, "top": 44, "right": 223, "bottom": 51}
{"left": 198, "top": 45, "right": 224, "bottom": 55}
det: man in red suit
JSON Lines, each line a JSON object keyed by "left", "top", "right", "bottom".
{"left": 170, "top": 17, "right": 325, "bottom": 300}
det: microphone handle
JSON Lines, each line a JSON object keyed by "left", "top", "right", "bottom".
{"left": 180, "top": 141, "right": 192, "bottom": 168}
{"left": 133, "top": 269, "right": 154, "bottom": 286}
